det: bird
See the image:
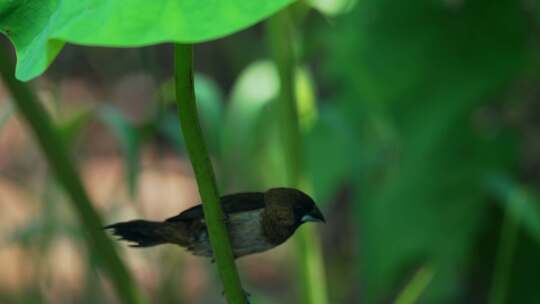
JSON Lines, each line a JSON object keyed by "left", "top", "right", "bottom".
{"left": 105, "top": 187, "right": 325, "bottom": 258}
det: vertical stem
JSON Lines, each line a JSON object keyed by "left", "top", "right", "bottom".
{"left": 174, "top": 44, "right": 246, "bottom": 304}
{"left": 266, "top": 10, "right": 329, "bottom": 304}
{"left": 296, "top": 223, "right": 330, "bottom": 304}
{"left": 0, "top": 47, "right": 146, "bottom": 304}
{"left": 395, "top": 264, "right": 434, "bottom": 304}
{"left": 266, "top": 15, "right": 301, "bottom": 185}
{"left": 489, "top": 198, "right": 520, "bottom": 304}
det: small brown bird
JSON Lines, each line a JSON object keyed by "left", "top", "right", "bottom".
{"left": 105, "top": 187, "right": 325, "bottom": 258}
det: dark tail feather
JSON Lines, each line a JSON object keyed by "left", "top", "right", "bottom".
{"left": 105, "top": 220, "right": 173, "bottom": 247}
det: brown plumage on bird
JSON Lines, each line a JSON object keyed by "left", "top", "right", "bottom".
{"left": 105, "top": 187, "right": 325, "bottom": 258}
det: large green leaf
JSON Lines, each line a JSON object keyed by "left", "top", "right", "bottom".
{"left": 0, "top": 0, "right": 295, "bottom": 81}
{"left": 329, "top": 0, "right": 529, "bottom": 302}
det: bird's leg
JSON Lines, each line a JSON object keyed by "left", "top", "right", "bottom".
{"left": 210, "top": 253, "right": 238, "bottom": 263}
{"left": 222, "top": 212, "right": 231, "bottom": 225}
{"left": 221, "top": 290, "right": 251, "bottom": 302}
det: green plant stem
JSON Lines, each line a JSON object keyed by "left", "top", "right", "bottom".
{"left": 0, "top": 47, "right": 146, "bottom": 304}
{"left": 296, "top": 223, "right": 329, "bottom": 304}
{"left": 395, "top": 264, "right": 434, "bottom": 304}
{"left": 489, "top": 192, "right": 521, "bottom": 304}
{"left": 266, "top": 11, "right": 329, "bottom": 304}
{"left": 174, "top": 44, "right": 246, "bottom": 304}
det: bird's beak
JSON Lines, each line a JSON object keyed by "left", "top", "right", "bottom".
{"left": 302, "top": 207, "right": 326, "bottom": 223}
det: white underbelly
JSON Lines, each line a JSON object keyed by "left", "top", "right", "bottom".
{"left": 190, "top": 209, "right": 274, "bottom": 258}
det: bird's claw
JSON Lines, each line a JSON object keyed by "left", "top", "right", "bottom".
{"left": 223, "top": 213, "right": 230, "bottom": 225}
{"left": 220, "top": 289, "right": 251, "bottom": 302}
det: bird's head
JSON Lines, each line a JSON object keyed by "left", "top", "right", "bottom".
{"left": 267, "top": 187, "right": 326, "bottom": 226}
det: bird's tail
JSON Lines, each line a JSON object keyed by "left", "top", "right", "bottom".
{"left": 105, "top": 220, "right": 188, "bottom": 247}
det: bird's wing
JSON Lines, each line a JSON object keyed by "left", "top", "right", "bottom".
{"left": 165, "top": 192, "right": 265, "bottom": 223}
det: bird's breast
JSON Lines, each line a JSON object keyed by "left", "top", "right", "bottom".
{"left": 188, "top": 209, "right": 276, "bottom": 258}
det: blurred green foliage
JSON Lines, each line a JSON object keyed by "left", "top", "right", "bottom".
{"left": 98, "top": 106, "right": 141, "bottom": 197}
{"left": 0, "top": 101, "right": 13, "bottom": 130}
{"left": 2, "top": 0, "right": 540, "bottom": 302}
{"left": 326, "top": 0, "right": 540, "bottom": 303}
{"left": 223, "top": 60, "right": 284, "bottom": 189}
